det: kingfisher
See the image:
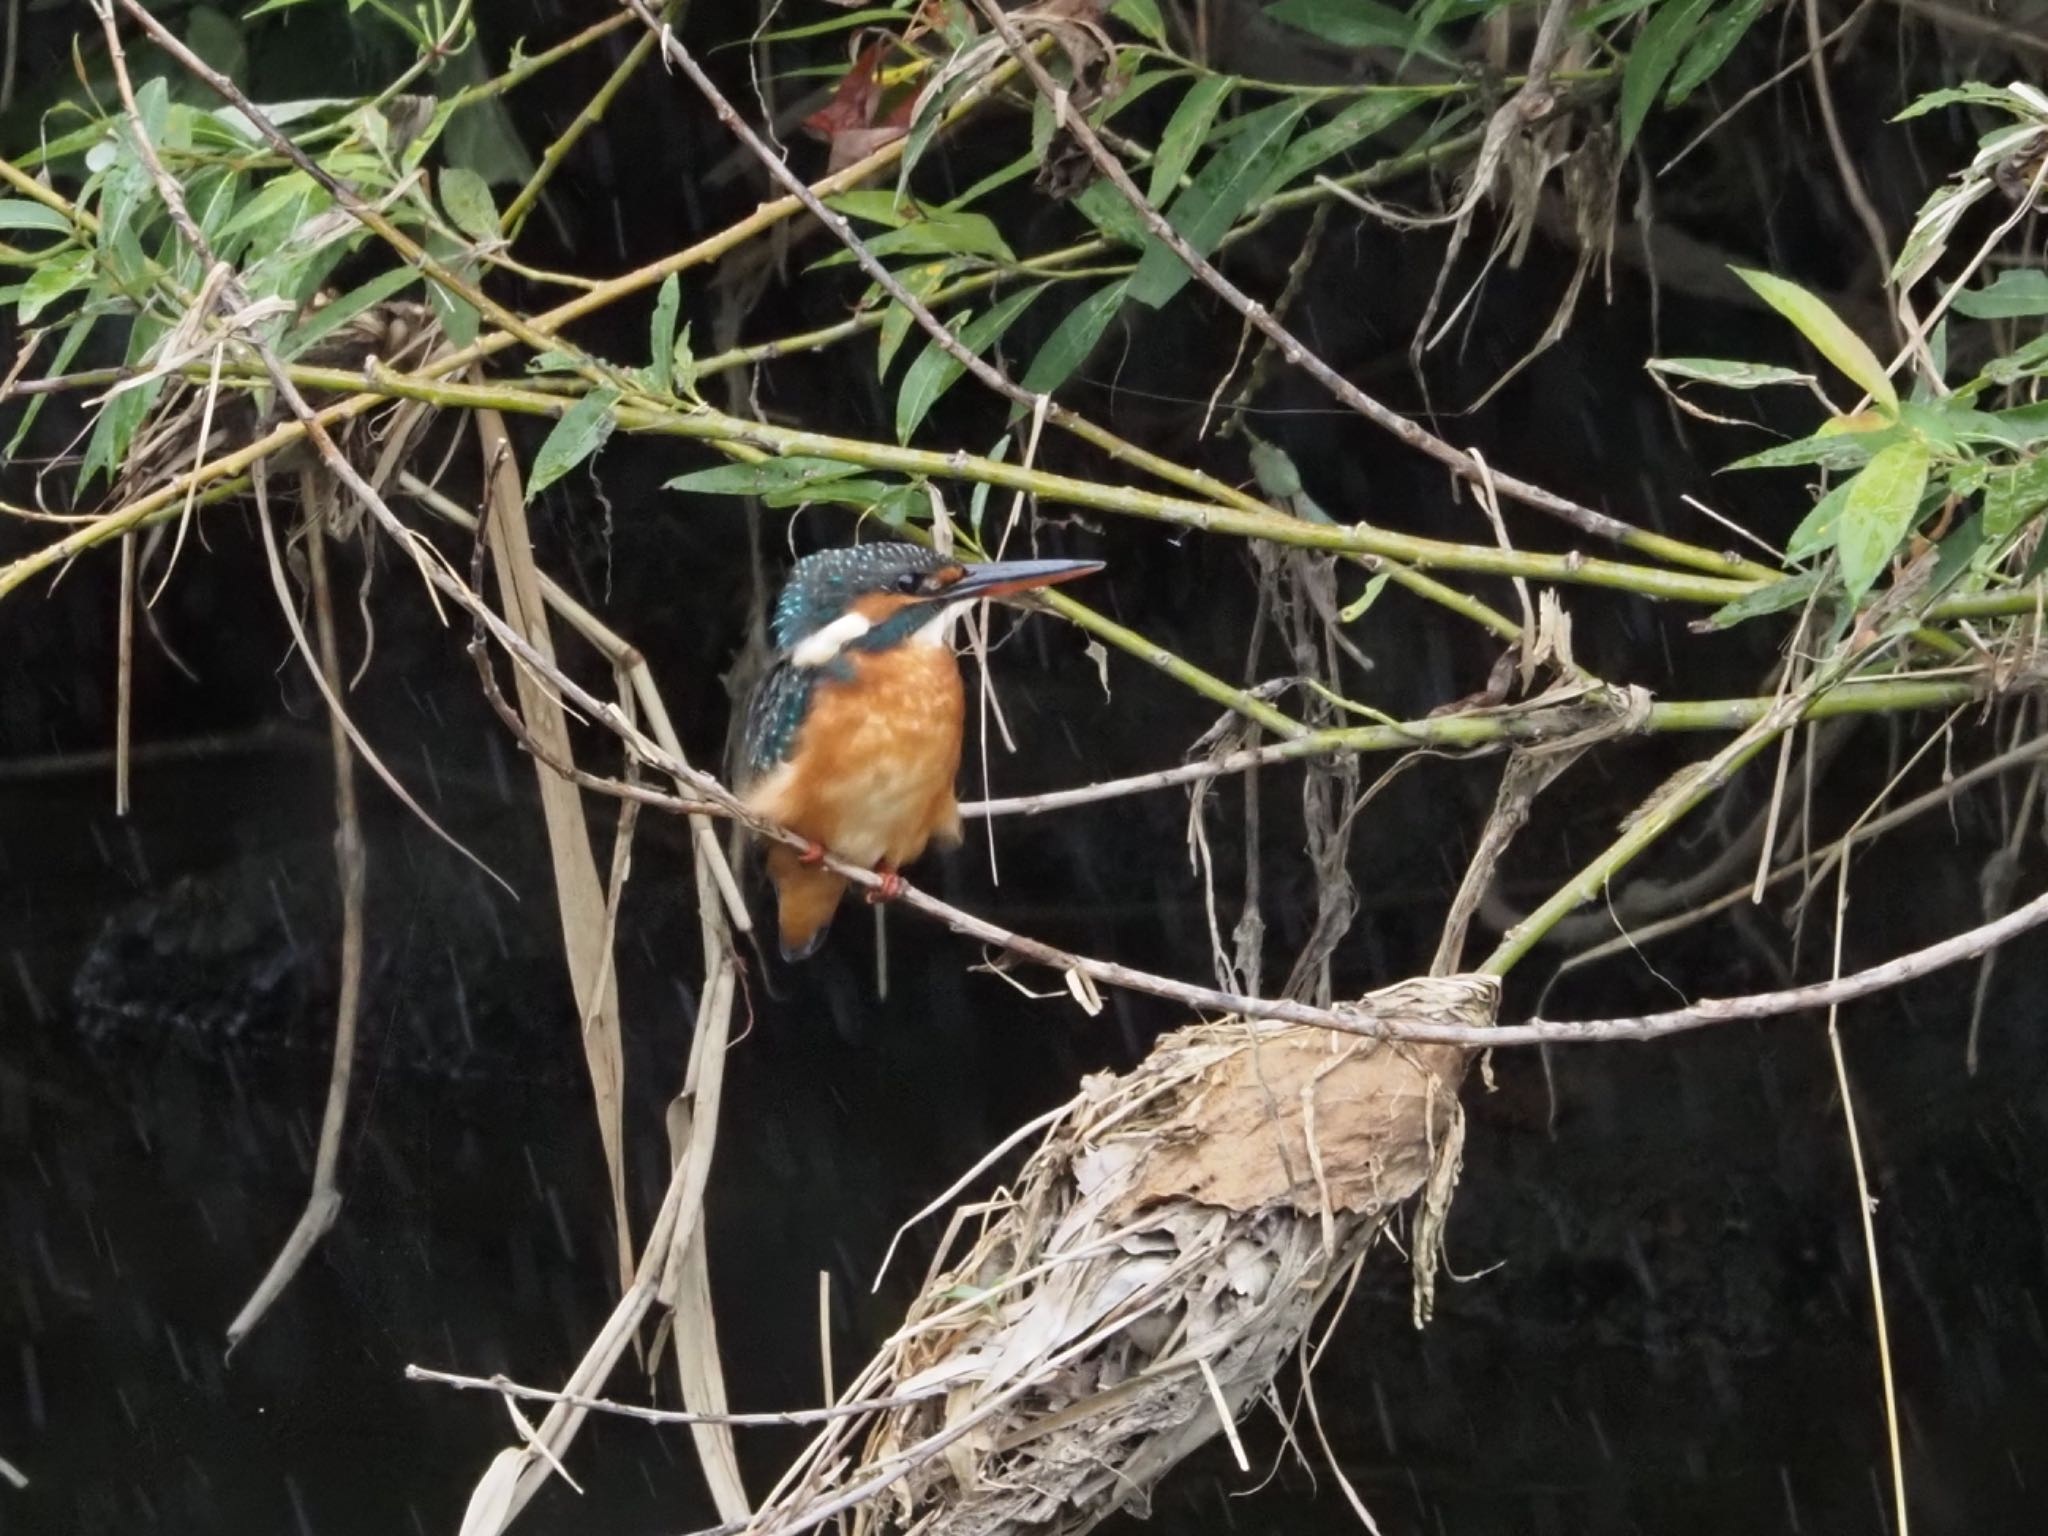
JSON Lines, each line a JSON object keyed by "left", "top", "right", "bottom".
{"left": 738, "top": 541, "right": 1103, "bottom": 960}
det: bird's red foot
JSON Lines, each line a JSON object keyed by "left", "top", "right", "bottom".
{"left": 866, "top": 867, "right": 904, "bottom": 904}
{"left": 797, "top": 840, "right": 826, "bottom": 867}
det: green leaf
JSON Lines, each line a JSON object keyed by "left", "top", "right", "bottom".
{"left": 897, "top": 70, "right": 983, "bottom": 197}
{"left": 818, "top": 208, "right": 1014, "bottom": 266}
{"left": 185, "top": 5, "right": 246, "bottom": 80}
{"left": 1576, "top": 0, "right": 1664, "bottom": 27}
{"left": 968, "top": 439, "right": 1007, "bottom": 535}
{"left": 6, "top": 308, "right": 96, "bottom": 458}
{"left": 1984, "top": 402, "right": 2048, "bottom": 450}
{"left": 731, "top": 7, "right": 905, "bottom": 46}
{"left": 1728, "top": 426, "right": 1900, "bottom": 473}
{"left": 764, "top": 477, "right": 897, "bottom": 510}
{"left": 871, "top": 481, "right": 927, "bottom": 527}
{"left": 665, "top": 457, "right": 870, "bottom": 498}
{"left": 1112, "top": 0, "right": 1169, "bottom": 42}
{"left": 1149, "top": 76, "right": 1236, "bottom": 207}
{"left": 1619, "top": 0, "right": 1717, "bottom": 151}
{"left": 1893, "top": 83, "right": 2024, "bottom": 121}
{"left": 1130, "top": 98, "right": 1310, "bottom": 309}
{"left": 1263, "top": 90, "right": 1430, "bottom": 195}
{"left": 944, "top": 152, "right": 1038, "bottom": 214}
{"left": 1020, "top": 279, "right": 1129, "bottom": 397}
{"left": 648, "top": 273, "right": 681, "bottom": 395}
{"left": 1731, "top": 267, "right": 1898, "bottom": 411}
{"left": 439, "top": 166, "right": 501, "bottom": 244}
{"left": 1785, "top": 478, "right": 1854, "bottom": 563}
{"left": 827, "top": 190, "right": 914, "bottom": 228}
{"left": 218, "top": 170, "right": 319, "bottom": 241}
{"left": 1339, "top": 571, "right": 1392, "bottom": 622}
{"left": 1701, "top": 571, "right": 1820, "bottom": 629}
{"left": 673, "top": 322, "right": 698, "bottom": 396}
{"left": 80, "top": 314, "right": 166, "bottom": 490}
{"left": 1073, "top": 180, "right": 1150, "bottom": 247}
{"left": 527, "top": 386, "right": 621, "bottom": 502}
{"left": 876, "top": 259, "right": 971, "bottom": 379}
{"left": 1927, "top": 508, "right": 1988, "bottom": 598}
{"left": 1665, "top": 0, "right": 1768, "bottom": 105}
{"left": 1264, "top": 0, "right": 1453, "bottom": 61}
{"left": 18, "top": 247, "right": 88, "bottom": 323}
{"left": 1983, "top": 333, "right": 2048, "bottom": 387}
{"left": 0, "top": 200, "right": 73, "bottom": 235}
{"left": 1835, "top": 440, "right": 1932, "bottom": 602}
{"left": 1951, "top": 269, "right": 2048, "bottom": 320}
{"left": 896, "top": 284, "right": 1048, "bottom": 442}
{"left": 282, "top": 266, "right": 421, "bottom": 359}
{"left": 1647, "top": 356, "right": 1814, "bottom": 388}
{"left": 1983, "top": 458, "right": 2048, "bottom": 538}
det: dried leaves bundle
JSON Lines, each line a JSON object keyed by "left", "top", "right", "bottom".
{"left": 756, "top": 975, "right": 1497, "bottom": 1536}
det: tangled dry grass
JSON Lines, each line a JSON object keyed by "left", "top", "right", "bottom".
{"left": 745, "top": 975, "right": 1495, "bottom": 1536}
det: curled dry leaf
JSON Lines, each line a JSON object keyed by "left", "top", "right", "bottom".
{"left": 805, "top": 39, "right": 918, "bottom": 172}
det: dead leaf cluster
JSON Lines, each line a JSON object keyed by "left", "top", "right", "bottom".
{"left": 748, "top": 974, "right": 1495, "bottom": 1536}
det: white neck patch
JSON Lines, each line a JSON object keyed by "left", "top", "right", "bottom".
{"left": 912, "top": 599, "right": 970, "bottom": 649}
{"left": 790, "top": 609, "right": 873, "bottom": 668}
{"left": 791, "top": 599, "right": 969, "bottom": 667}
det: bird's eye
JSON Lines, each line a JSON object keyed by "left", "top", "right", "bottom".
{"left": 894, "top": 570, "right": 923, "bottom": 595}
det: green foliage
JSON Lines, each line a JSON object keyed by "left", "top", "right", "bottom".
{"left": 528, "top": 387, "right": 622, "bottom": 501}
{"left": 1661, "top": 82, "right": 2048, "bottom": 633}
{"left": 1021, "top": 280, "right": 1130, "bottom": 398}
{"left": 1130, "top": 98, "right": 1311, "bottom": 307}
{"left": 896, "top": 284, "right": 1046, "bottom": 441}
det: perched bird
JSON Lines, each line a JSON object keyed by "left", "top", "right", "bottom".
{"left": 739, "top": 542, "right": 1103, "bottom": 959}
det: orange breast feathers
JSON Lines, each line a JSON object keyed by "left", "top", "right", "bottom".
{"left": 744, "top": 634, "right": 967, "bottom": 872}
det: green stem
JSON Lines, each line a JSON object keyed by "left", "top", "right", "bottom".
{"left": 503, "top": 3, "right": 681, "bottom": 238}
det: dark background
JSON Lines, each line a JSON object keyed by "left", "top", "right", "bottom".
{"left": 3, "top": 3, "right": 2045, "bottom": 1533}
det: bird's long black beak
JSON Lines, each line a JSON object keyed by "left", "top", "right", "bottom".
{"left": 946, "top": 556, "right": 1104, "bottom": 603}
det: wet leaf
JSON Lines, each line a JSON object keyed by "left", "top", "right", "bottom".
{"left": 1620, "top": 0, "right": 1716, "bottom": 151}
{"left": 665, "top": 456, "right": 869, "bottom": 497}
{"left": 1130, "top": 98, "right": 1310, "bottom": 308}
{"left": 648, "top": 273, "right": 681, "bottom": 395}
{"left": 0, "top": 200, "right": 72, "bottom": 234}
{"left": 1264, "top": 90, "right": 1430, "bottom": 195}
{"left": 1836, "top": 439, "right": 1931, "bottom": 602}
{"left": 1264, "top": 0, "right": 1452, "bottom": 61}
{"left": 1111, "top": 0, "right": 1169, "bottom": 45}
{"left": 875, "top": 259, "right": 970, "bottom": 379}
{"left": 527, "top": 386, "right": 621, "bottom": 502}
{"left": 1983, "top": 458, "right": 2048, "bottom": 538}
{"left": 1148, "top": 76, "right": 1235, "bottom": 207}
{"left": 1700, "top": 570, "right": 1819, "bottom": 629}
{"left": 895, "top": 283, "right": 1046, "bottom": 442}
{"left": 1019, "top": 279, "right": 1128, "bottom": 397}
{"left": 1785, "top": 478, "right": 1854, "bottom": 563}
{"left": 1728, "top": 425, "right": 1899, "bottom": 472}
{"left": 283, "top": 266, "right": 420, "bottom": 359}
{"left": 1073, "top": 179, "right": 1149, "bottom": 247}
{"left": 439, "top": 166, "right": 501, "bottom": 244}
{"left": 1647, "top": 356, "right": 1813, "bottom": 388}
{"left": 17, "top": 247, "right": 88, "bottom": 323}
{"left": 1665, "top": 0, "right": 1768, "bottom": 105}
{"left": 1951, "top": 269, "right": 2048, "bottom": 320}
{"left": 1731, "top": 267, "right": 1897, "bottom": 411}
{"left": 819, "top": 207, "right": 1014, "bottom": 265}
{"left": 1339, "top": 571, "right": 1391, "bottom": 622}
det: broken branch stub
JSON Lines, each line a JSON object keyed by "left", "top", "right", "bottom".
{"left": 762, "top": 974, "right": 1496, "bottom": 1536}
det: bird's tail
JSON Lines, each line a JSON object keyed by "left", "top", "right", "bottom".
{"left": 766, "top": 845, "right": 848, "bottom": 960}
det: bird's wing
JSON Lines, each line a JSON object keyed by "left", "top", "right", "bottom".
{"left": 740, "top": 658, "right": 816, "bottom": 785}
